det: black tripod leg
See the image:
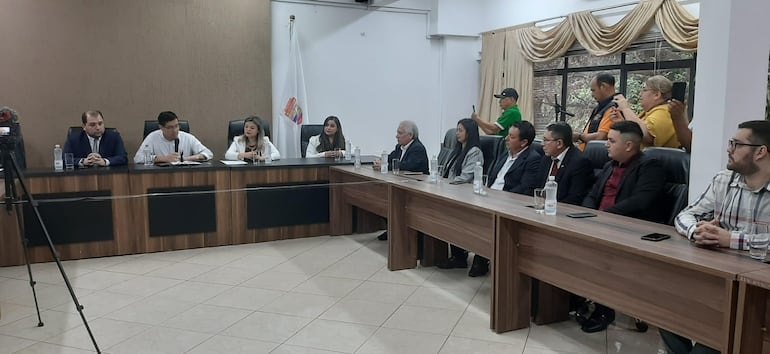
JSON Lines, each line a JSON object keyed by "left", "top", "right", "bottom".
{"left": 12, "top": 197, "right": 44, "bottom": 327}
{"left": 7, "top": 153, "right": 102, "bottom": 353}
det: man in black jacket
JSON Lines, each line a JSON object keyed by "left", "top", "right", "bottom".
{"left": 465, "top": 121, "right": 541, "bottom": 276}
{"left": 375, "top": 120, "right": 428, "bottom": 240}
{"left": 535, "top": 122, "right": 593, "bottom": 205}
{"left": 577, "top": 120, "right": 666, "bottom": 333}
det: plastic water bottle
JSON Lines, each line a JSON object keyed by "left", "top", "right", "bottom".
{"left": 544, "top": 175, "right": 558, "bottom": 215}
{"left": 143, "top": 145, "right": 153, "bottom": 166}
{"left": 53, "top": 144, "right": 63, "bottom": 171}
{"left": 345, "top": 140, "right": 352, "bottom": 160}
{"left": 472, "top": 161, "right": 483, "bottom": 194}
{"left": 429, "top": 155, "right": 438, "bottom": 183}
{"left": 354, "top": 146, "right": 361, "bottom": 169}
{"left": 380, "top": 151, "right": 388, "bottom": 174}
{"left": 264, "top": 144, "right": 272, "bottom": 163}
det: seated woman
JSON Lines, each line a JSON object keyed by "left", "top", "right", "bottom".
{"left": 306, "top": 115, "right": 346, "bottom": 158}
{"left": 225, "top": 116, "right": 281, "bottom": 161}
{"left": 444, "top": 118, "right": 483, "bottom": 183}
{"left": 438, "top": 118, "right": 484, "bottom": 270}
{"left": 612, "top": 75, "right": 682, "bottom": 149}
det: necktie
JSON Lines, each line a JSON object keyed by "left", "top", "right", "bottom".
{"left": 92, "top": 138, "right": 99, "bottom": 153}
{"left": 549, "top": 158, "right": 560, "bottom": 177}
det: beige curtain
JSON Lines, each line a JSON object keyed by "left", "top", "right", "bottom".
{"left": 656, "top": 0, "right": 699, "bottom": 52}
{"left": 569, "top": 0, "right": 663, "bottom": 56}
{"left": 517, "top": 20, "right": 575, "bottom": 63}
{"left": 504, "top": 30, "right": 533, "bottom": 123}
{"left": 478, "top": 31, "right": 506, "bottom": 123}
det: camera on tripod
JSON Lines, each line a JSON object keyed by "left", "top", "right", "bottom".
{"left": 0, "top": 107, "right": 20, "bottom": 152}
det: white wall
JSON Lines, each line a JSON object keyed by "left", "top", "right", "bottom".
{"left": 271, "top": 0, "right": 483, "bottom": 158}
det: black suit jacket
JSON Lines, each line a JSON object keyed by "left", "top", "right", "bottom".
{"left": 535, "top": 147, "right": 593, "bottom": 205}
{"left": 388, "top": 138, "right": 429, "bottom": 174}
{"left": 582, "top": 153, "right": 666, "bottom": 221}
{"left": 63, "top": 129, "right": 128, "bottom": 166}
{"left": 487, "top": 147, "right": 542, "bottom": 196}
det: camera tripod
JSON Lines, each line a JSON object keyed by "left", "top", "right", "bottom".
{"left": 1, "top": 149, "right": 101, "bottom": 353}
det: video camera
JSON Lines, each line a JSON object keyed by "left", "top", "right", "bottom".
{"left": 0, "top": 107, "right": 20, "bottom": 151}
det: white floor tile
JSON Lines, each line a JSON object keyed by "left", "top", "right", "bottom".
{"left": 0, "top": 302, "right": 36, "bottom": 327}
{"left": 141, "top": 248, "right": 204, "bottom": 263}
{"left": 190, "top": 266, "right": 264, "bottom": 286}
{"left": 102, "top": 295, "right": 196, "bottom": 325}
{"left": 4, "top": 284, "right": 93, "bottom": 310}
{"left": 44, "top": 317, "right": 150, "bottom": 351}
{"left": 103, "top": 275, "right": 184, "bottom": 297}
{"left": 270, "top": 344, "right": 346, "bottom": 354}
{"left": 292, "top": 276, "right": 363, "bottom": 297}
{"left": 0, "top": 333, "right": 35, "bottom": 354}
{"left": 526, "top": 321, "right": 606, "bottom": 354}
{"left": 240, "top": 271, "right": 311, "bottom": 291}
{"left": 221, "top": 311, "right": 312, "bottom": 343}
{"left": 404, "top": 286, "right": 476, "bottom": 311}
{"left": 107, "top": 326, "right": 211, "bottom": 354}
{"left": 65, "top": 271, "right": 137, "bottom": 291}
{"left": 204, "top": 286, "right": 285, "bottom": 311}
{"left": 319, "top": 299, "right": 400, "bottom": 326}
{"left": 344, "top": 281, "right": 417, "bottom": 305}
{"left": 152, "top": 281, "right": 232, "bottom": 303}
{"left": 368, "top": 267, "right": 434, "bottom": 286}
{"left": 145, "top": 262, "right": 216, "bottom": 280}
{"left": 225, "top": 254, "right": 287, "bottom": 271}
{"left": 286, "top": 319, "right": 377, "bottom": 353}
{"left": 51, "top": 291, "right": 141, "bottom": 317}
{"left": 439, "top": 336, "right": 525, "bottom": 354}
{"left": 11, "top": 342, "right": 96, "bottom": 354}
{"left": 450, "top": 308, "right": 528, "bottom": 346}
{"left": 356, "top": 327, "right": 447, "bottom": 354}
{"left": 260, "top": 292, "right": 340, "bottom": 318}
{"left": 162, "top": 304, "right": 251, "bottom": 333}
{"left": 186, "top": 334, "right": 278, "bottom": 354}
{"left": 0, "top": 310, "right": 84, "bottom": 341}
{"left": 383, "top": 305, "right": 464, "bottom": 335}
{"left": 104, "top": 258, "right": 174, "bottom": 275}
{"left": 318, "top": 262, "right": 383, "bottom": 280}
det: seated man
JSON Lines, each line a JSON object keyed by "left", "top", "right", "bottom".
{"left": 535, "top": 122, "right": 593, "bottom": 205}
{"left": 134, "top": 111, "right": 213, "bottom": 164}
{"left": 462, "top": 120, "right": 541, "bottom": 276}
{"left": 63, "top": 110, "right": 128, "bottom": 167}
{"left": 578, "top": 120, "right": 666, "bottom": 333}
{"left": 661, "top": 120, "right": 770, "bottom": 354}
{"left": 373, "top": 120, "right": 429, "bottom": 240}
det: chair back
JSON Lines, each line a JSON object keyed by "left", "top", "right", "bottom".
{"left": 530, "top": 139, "right": 544, "bottom": 156}
{"left": 584, "top": 140, "right": 610, "bottom": 177}
{"left": 437, "top": 128, "right": 457, "bottom": 167}
{"left": 143, "top": 120, "right": 190, "bottom": 139}
{"left": 644, "top": 147, "right": 691, "bottom": 225}
{"left": 479, "top": 135, "right": 502, "bottom": 174}
{"left": 300, "top": 124, "right": 324, "bottom": 157}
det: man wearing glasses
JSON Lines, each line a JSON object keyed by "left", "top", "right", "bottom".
{"left": 133, "top": 111, "right": 213, "bottom": 164}
{"left": 472, "top": 88, "right": 521, "bottom": 136}
{"left": 661, "top": 120, "right": 770, "bottom": 354}
{"left": 534, "top": 122, "right": 593, "bottom": 205}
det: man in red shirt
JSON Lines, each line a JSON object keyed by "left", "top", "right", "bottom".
{"left": 577, "top": 120, "right": 667, "bottom": 333}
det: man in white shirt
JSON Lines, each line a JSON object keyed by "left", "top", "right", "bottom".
{"left": 133, "top": 111, "right": 213, "bottom": 164}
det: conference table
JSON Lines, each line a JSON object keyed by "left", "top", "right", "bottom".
{"left": 734, "top": 268, "right": 770, "bottom": 353}
{"left": 328, "top": 165, "right": 770, "bottom": 353}
{"left": 0, "top": 157, "right": 374, "bottom": 266}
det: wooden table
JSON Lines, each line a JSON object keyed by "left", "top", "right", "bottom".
{"left": 735, "top": 268, "right": 770, "bottom": 353}
{"left": 494, "top": 199, "right": 768, "bottom": 353}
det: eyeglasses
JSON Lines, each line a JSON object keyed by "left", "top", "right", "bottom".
{"left": 542, "top": 137, "right": 557, "bottom": 143}
{"left": 728, "top": 139, "right": 763, "bottom": 150}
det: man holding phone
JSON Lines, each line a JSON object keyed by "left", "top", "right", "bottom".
{"left": 572, "top": 73, "right": 618, "bottom": 151}
{"left": 472, "top": 88, "right": 521, "bottom": 136}
{"left": 612, "top": 75, "right": 682, "bottom": 149}
{"left": 662, "top": 120, "right": 770, "bottom": 354}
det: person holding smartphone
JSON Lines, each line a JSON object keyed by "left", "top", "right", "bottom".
{"left": 611, "top": 75, "right": 682, "bottom": 149}
{"left": 572, "top": 73, "right": 619, "bottom": 151}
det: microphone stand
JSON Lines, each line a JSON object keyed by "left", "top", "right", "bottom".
{"left": 551, "top": 94, "right": 575, "bottom": 122}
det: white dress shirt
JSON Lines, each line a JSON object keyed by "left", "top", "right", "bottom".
{"left": 305, "top": 135, "right": 345, "bottom": 158}
{"left": 490, "top": 147, "right": 528, "bottom": 191}
{"left": 133, "top": 130, "right": 213, "bottom": 164}
{"left": 225, "top": 136, "right": 281, "bottom": 161}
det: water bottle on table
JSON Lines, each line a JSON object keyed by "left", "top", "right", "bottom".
{"left": 143, "top": 145, "right": 153, "bottom": 166}
{"left": 544, "top": 176, "right": 558, "bottom": 215}
{"left": 473, "top": 162, "right": 483, "bottom": 194}
{"left": 53, "top": 144, "right": 63, "bottom": 171}
{"left": 429, "top": 155, "right": 438, "bottom": 183}
{"left": 354, "top": 146, "right": 361, "bottom": 169}
{"left": 380, "top": 151, "right": 388, "bottom": 174}
{"left": 264, "top": 144, "right": 272, "bottom": 163}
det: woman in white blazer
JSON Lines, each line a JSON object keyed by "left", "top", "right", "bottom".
{"left": 225, "top": 116, "right": 281, "bottom": 161}
{"left": 306, "top": 115, "right": 347, "bottom": 158}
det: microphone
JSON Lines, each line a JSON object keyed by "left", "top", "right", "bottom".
{"left": 174, "top": 138, "right": 179, "bottom": 153}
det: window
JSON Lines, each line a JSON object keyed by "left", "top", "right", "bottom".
{"left": 533, "top": 41, "right": 696, "bottom": 135}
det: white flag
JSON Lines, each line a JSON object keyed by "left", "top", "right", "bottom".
{"left": 275, "top": 18, "right": 308, "bottom": 159}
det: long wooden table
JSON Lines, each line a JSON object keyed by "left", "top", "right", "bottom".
{"left": 329, "top": 165, "right": 770, "bottom": 351}
{"left": 0, "top": 158, "right": 374, "bottom": 266}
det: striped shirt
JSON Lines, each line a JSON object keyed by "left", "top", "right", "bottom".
{"left": 675, "top": 170, "right": 770, "bottom": 249}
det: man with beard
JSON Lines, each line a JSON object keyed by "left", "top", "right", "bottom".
{"left": 661, "top": 120, "right": 770, "bottom": 354}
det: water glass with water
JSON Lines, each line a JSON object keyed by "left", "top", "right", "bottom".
{"left": 64, "top": 153, "right": 75, "bottom": 170}
{"left": 392, "top": 159, "right": 400, "bottom": 175}
{"left": 533, "top": 188, "right": 545, "bottom": 214}
{"left": 748, "top": 223, "right": 770, "bottom": 261}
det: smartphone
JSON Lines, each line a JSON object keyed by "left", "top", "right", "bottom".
{"left": 671, "top": 82, "right": 687, "bottom": 102}
{"left": 641, "top": 233, "right": 671, "bottom": 242}
{"left": 566, "top": 212, "right": 597, "bottom": 218}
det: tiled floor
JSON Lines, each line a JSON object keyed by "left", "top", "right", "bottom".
{"left": 0, "top": 232, "right": 668, "bottom": 353}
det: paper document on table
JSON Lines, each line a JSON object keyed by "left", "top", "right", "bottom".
{"left": 170, "top": 161, "right": 202, "bottom": 166}
{"left": 220, "top": 160, "right": 248, "bottom": 165}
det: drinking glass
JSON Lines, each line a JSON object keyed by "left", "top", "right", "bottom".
{"left": 479, "top": 175, "right": 488, "bottom": 195}
{"left": 437, "top": 165, "right": 445, "bottom": 182}
{"left": 392, "top": 159, "right": 400, "bottom": 175}
{"left": 533, "top": 188, "right": 545, "bottom": 214}
{"left": 748, "top": 223, "right": 770, "bottom": 261}
{"left": 64, "top": 153, "right": 75, "bottom": 170}
{"left": 335, "top": 148, "right": 342, "bottom": 161}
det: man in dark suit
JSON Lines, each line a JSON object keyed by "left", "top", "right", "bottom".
{"left": 535, "top": 122, "right": 593, "bottom": 205}
{"left": 575, "top": 120, "right": 667, "bottom": 333}
{"left": 63, "top": 110, "right": 128, "bottom": 167}
{"left": 465, "top": 120, "right": 541, "bottom": 276}
{"left": 374, "top": 120, "right": 429, "bottom": 240}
